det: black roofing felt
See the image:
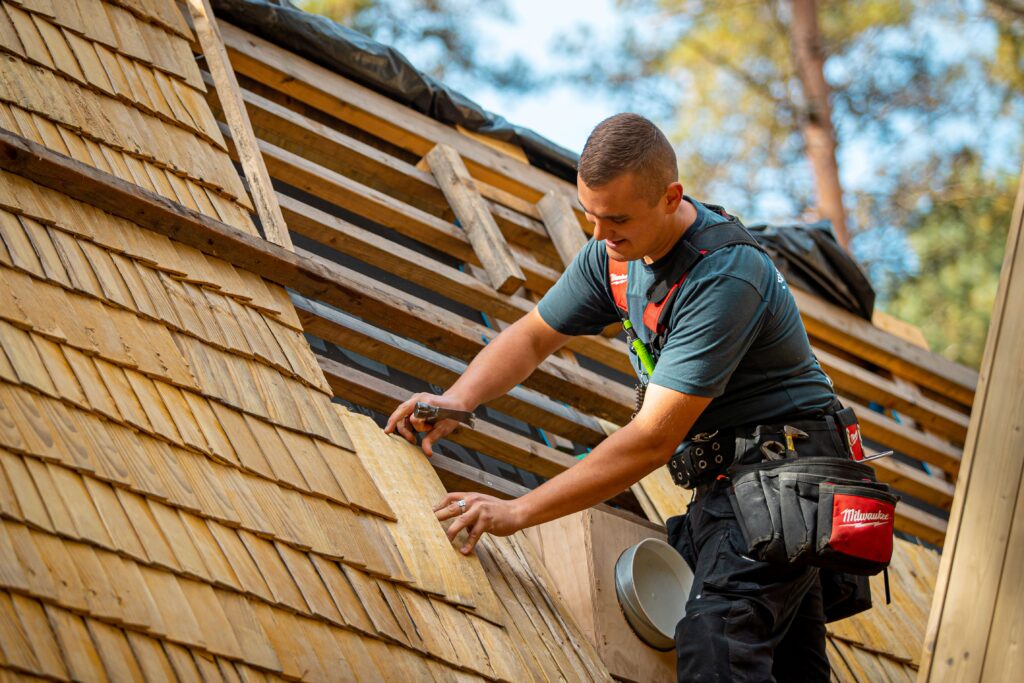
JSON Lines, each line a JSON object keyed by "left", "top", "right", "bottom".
{"left": 210, "top": 0, "right": 580, "bottom": 182}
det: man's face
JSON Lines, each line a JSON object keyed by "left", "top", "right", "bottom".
{"left": 577, "top": 172, "right": 676, "bottom": 262}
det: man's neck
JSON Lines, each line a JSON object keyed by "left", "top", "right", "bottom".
{"left": 643, "top": 197, "right": 699, "bottom": 264}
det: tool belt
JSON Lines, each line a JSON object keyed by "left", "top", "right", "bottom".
{"left": 727, "top": 457, "right": 897, "bottom": 575}
{"left": 668, "top": 403, "right": 896, "bottom": 576}
{"left": 667, "top": 403, "right": 861, "bottom": 489}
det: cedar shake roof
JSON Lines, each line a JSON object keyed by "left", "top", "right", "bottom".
{"left": 0, "top": 1, "right": 610, "bottom": 679}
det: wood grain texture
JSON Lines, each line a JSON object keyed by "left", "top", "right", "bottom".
{"left": 0, "top": 144, "right": 635, "bottom": 421}
{"left": 186, "top": 0, "right": 290, "bottom": 250}
{"left": 421, "top": 144, "right": 524, "bottom": 293}
{"left": 537, "top": 190, "right": 588, "bottom": 267}
{"left": 920, "top": 165, "right": 1024, "bottom": 681}
{"left": 340, "top": 409, "right": 503, "bottom": 620}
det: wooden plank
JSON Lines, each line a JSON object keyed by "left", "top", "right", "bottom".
{"left": 537, "top": 190, "right": 588, "bottom": 267}
{"left": 0, "top": 135, "right": 636, "bottom": 421}
{"left": 429, "top": 451, "right": 529, "bottom": 499}
{"left": 280, "top": 194, "right": 630, "bottom": 375}
{"left": 244, "top": 129, "right": 564, "bottom": 294}
{"left": 219, "top": 22, "right": 583, "bottom": 210}
{"left": 816, "top": 346, "right": 969, "bottom": 443}
{"left": 840, "top": 395, "right": 962, "bottom": 475}
{"left": 920, "top": 166, "right": 1024, "bottom": 680}
{"left": 291, "top": 294, "right": 605, "bottom": 446}
{"left": 793, "top": 288, "right": 977, "bottom": 408}
{"left": 421, "top": 143, "right": 524, "bottom": 293}
{"left": 867, "top": 451, "right": 955, "bottom": 510}
{"left": 185, "top": 0, "right": 291, "bottom": 250}
{"left": 216, "top": 82, "right": 558, "bottom": 259}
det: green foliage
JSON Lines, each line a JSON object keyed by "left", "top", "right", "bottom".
{"left": 885, "top": 153, "right": 1015, "bottom": 368}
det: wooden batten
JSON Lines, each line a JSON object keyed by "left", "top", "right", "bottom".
{"left": 538, "top": 190, "right": 589, "bottom": 267}
{"left": 455, "top": 124, "right": 528, "bottom": 164}
{"left": 186, "top": 0, "right": 292, "bottom": 251}
{"left": 423, "top": 143, "right": 526, "bottom": 294}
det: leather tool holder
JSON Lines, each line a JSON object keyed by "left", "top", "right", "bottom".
{"left": 667, "top": 431, "right": 736, "bottom": 488}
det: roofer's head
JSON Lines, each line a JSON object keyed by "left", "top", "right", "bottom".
{"left": 578, "top": 113, "right": 678, "bottom": 205}
{"left": 577, "top": 113, "right": 687, "bottom": 263}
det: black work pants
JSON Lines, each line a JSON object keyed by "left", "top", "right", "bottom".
{"left": 668, "top": 482, "right": 830, "bottom": 682}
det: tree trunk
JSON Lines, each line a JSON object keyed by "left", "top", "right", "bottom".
{"left": 790, "top": 0, "right": 850, "bottom": 248}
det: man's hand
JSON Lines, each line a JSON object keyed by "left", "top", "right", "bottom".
{"left": 384, "top": 392, "right": 473, "bottom": 456}
{"left": 434, "top": 492, "right": 524, "bottom": 555}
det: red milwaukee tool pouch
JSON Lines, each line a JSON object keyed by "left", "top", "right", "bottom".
{"left": 729, "top": 457, "right": 898, "bottom": 576}
{"left": 815, "top": 481, "right": 898, "bottom": 574}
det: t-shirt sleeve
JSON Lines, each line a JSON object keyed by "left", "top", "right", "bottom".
{"left": 536, "top": 239, "right": 620, "bottom": 336}
{"left": 651, "top": 249, "right": 771, "bottom": 397}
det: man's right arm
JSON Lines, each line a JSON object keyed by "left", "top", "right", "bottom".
{"left": 384, "top": 307, "right": 571, "bottom": 454}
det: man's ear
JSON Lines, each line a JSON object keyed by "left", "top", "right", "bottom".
{"left": 664, "top": 182, "right": 684, "bottom": 212}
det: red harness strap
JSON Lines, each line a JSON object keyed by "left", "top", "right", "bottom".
{"left": 609, "top": 252, "right": 707, "bottom": 334}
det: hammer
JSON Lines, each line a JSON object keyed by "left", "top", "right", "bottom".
{"left": 783, "top": 425, "right": 809, "bottom": 458}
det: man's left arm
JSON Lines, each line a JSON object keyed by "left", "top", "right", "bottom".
{"left": 436, "top": 384, "right": 711, "bottom": 554}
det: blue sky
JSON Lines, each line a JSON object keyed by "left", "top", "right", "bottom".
{"left": 446, "top": 0, "right": 623, "bottom": 154}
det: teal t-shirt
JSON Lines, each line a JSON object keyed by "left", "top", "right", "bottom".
{"left": 537, "top": 197, "right": 835, "bottom": 435}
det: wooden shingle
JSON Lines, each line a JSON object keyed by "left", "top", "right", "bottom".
{"left": 64, "top": 541, "right": 120, "bottom": 620}
{"left": 115, "top": 487, "right": 177, "bottom": 569}
{"left": 0, "top": 521, "right": 30, "bottom": 594}
{"left": 138, "top": 566, "right": 206, "bottom": 649}
{"left": 0, "top": 450, "right": 52, "bottom": 532}
{"left": 125, "top": 630, "right": 179, "bottom": 681}
{"left": 238, "top": 530, "right": 308, "bottom": 613}
{"left": 206, "top": 522, "right": 274, "bottom": 603}
{"left": 85, "top": 618, "right": 147, "bottom": 681}
{"left": 43, "top": 605, "right": 107, "bottom": 681}
{"left": 0, "top": 591, "right": 42, "bottom": 672}
{"left": 215, "top": 590, "right": 283, "bottom": 673}
{"left": 26, "top": 530, "right": 87, "bottom": 613}
{"left": 22, "top": 458, "right": 77, "bottom": 538}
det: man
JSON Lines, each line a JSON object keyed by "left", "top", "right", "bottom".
{"left": 386, "top": 113, "right": 837, "bottom": 680}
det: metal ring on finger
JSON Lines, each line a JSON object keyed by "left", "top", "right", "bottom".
{"left": 457, "top": 499, "right": 467, "bottom": 514}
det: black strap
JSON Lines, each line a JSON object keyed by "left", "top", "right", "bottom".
{"left": 686, "top": 220, "right": 767, "bottom": 256}
{"left": 645, "top": 218, "right": 766, "bottom": 306}
{"left": 646, "top": 241, "right": 703, "bottom": 303}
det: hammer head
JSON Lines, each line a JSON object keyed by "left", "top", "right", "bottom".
{"left": 783, "top": 425, "right": 809, "bottom": 439}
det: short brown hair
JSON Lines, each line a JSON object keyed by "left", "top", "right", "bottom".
{"left": 578, "top": 113, "right": 678, "bottom": 204}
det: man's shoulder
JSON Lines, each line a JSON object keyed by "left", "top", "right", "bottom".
{"left": 689, "top": 242, "right": 774, "bottom": 289}
{"left": 572, "top": 236, "right": 610, "bottom": 280}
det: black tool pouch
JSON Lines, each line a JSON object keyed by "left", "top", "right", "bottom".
{"left": 820, "top": 569, "right": 873, "bottom": 622}
{"left": 667, "top": 431, "right": 736, "bottom": 488}
{"left": 727, "top": 457, "right": 898, "bottom": 576}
